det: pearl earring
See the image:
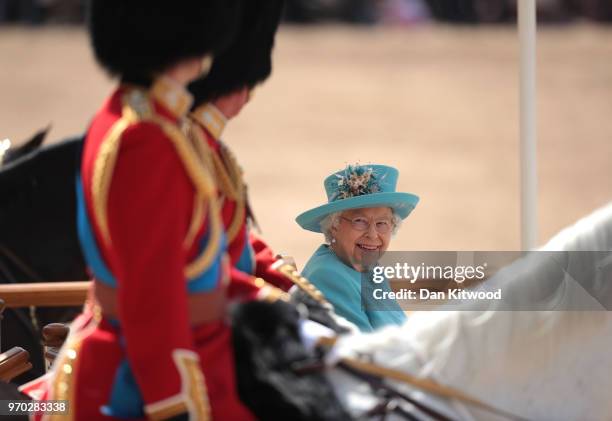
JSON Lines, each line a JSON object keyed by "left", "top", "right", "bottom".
{"left": 331, "top": 238, "right": 336, "bottom": 243}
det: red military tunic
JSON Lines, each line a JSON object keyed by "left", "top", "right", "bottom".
{"left": 35, "top": 79, "right": 254, "bottom": 421}
{"left": 187, "top": 104, "right": 296, "bottom": 297}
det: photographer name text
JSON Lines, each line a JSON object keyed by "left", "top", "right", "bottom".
{"left": 372, "top": 288, "right": 503, "bottom": 301}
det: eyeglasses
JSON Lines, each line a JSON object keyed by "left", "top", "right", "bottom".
{"left": 339, "top": 216, "right": 394, "bottom": 234}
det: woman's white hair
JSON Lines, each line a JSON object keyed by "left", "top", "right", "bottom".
{"left": 319, "top": 209, "right": 402, "bottom": 244}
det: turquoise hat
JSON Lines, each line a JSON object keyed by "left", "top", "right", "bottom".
{"left": 296, "top": 164, "right": 419, "bottom": 233}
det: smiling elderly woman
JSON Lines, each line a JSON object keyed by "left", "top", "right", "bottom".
{"left": 296, "top": 164, "right": 419, "bottom": 332}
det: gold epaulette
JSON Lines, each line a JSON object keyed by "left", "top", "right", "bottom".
{"left": 191, "top": 103, "right": 226, "bottom": 140}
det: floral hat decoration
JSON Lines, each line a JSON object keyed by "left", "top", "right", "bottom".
{"left": 296, "top": 164, "right": 419, "bottom": 233}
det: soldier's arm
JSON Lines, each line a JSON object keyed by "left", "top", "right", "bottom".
{"left": 249, "top": 232, "right": 295, "bottom": 291}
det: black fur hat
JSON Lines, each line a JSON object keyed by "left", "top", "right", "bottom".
{"left": 188, "top": 0, "right": 285, "bottom": 105}
{"left": 87, "top": 0, "right": 242, "bottom": 85}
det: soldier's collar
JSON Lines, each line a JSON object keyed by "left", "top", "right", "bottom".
{"left": 150, "top": 77, "right": 193, "bottom": 120}
{"left": 190, "top": 103, "right": 227, "bottom": 140}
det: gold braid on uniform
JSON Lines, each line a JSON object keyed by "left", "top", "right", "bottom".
{"left": 45, "top": 342, "right": 80, "bottom": 421}
{"left": 253, "top": 277, "right": 291, "bottom": 303}
{"left": 43, "top": 318, "right": 99, "bottom": 421}
{"left": 216, "top": 143, "right": 246, "bottom": 241}
{"left": 91, "top": 87, "right": 155, "bottom": 246}
{"left": 91, "top": 117, "right": 132, "bottom": 246}
{"left": 150, "top": 117, "right": 223, "bottom": 279}
{"left": 182, "top": 190, "right": 206, "bottom": 250}
{"left": 271, "top": 262, "right": 330, "bottom": 306}
{"left": 187, "top": 113, "right": 247, "bottom": 243}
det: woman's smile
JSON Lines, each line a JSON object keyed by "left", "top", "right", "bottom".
{"left": 356, "top": 243, "right": 381, "bottom": 251}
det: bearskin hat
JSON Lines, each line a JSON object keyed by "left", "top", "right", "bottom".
{"left": 87, "top": 0, "right": 242, "bottom": 85}
{"left": 188, "top": 0, "right": 285, "bottom": 105}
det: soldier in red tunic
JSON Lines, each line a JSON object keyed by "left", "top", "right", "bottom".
{"left": 186, "top": 0, "right": 324, "bottom": 302}
{"left": 34, "top": 1, "right": 255, "bottom": 420}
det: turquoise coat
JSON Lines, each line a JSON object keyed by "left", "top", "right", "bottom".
{"left": 302, "top": 245, "right": 406, "bottom": 332}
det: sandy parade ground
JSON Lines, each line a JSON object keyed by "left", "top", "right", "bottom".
{"left": 1, "top": 23, "right": 611, "bottom": 268}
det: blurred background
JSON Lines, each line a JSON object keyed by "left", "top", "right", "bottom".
{"left": 1, "top": 0, "right": 611, "bottom": 267}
